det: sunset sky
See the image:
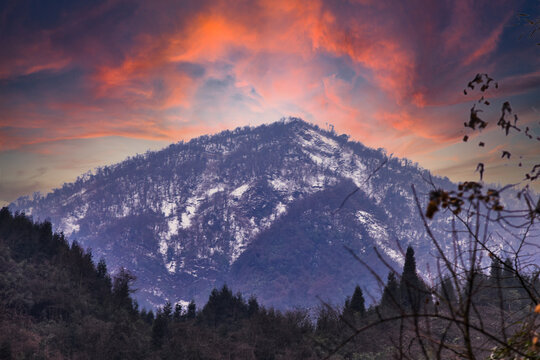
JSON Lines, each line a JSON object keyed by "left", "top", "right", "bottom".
{"left": 1, "top": 0, "right": 539, "bottom": 205}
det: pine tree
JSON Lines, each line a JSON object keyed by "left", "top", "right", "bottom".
{"left": 349, "top": 285, "right": 366, "bottom": 316}
{"left": 145, "top": 310, "right": 155, "bottom": 325}
{"left": 163, "top": 301, "right": 172, "bottom": 319}
{"left": 96, "top": 258, "right": 108, "bottom": 278}
{"left": 439, "top": 275, "right": 456, "bottom": 305}
{"left": 400, "top": 246, "right": 426, "bottom": 311}
{"left": 248, "top": 296, "right": 259, "bottom": 317}
{"left": 186, "top": 300, "right": 196, "bottom": 319}
{"left": 151, "top": 309, "right": 167, "bottom": 349}
{"left": 112, "top": 267, "right": 136, "bottom": 310}
{"left": 381, "top": 272, "right": 400, "bottom": 311}
{"left": 489, "top": 256, "right": 503, "bottom": 282}
{"left": 173, "top": 302, "right": 182, "bottom": 321}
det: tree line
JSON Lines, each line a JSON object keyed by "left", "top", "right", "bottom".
{"left": 2, "top": 207, "right": 537, "bottom": 359}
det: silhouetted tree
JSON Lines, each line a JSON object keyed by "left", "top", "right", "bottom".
{"left": 151, "top": 309, "right": 168, "bottom": 349}
{"left": 173, "top": 303, "right": 182, "bottom": 321}
{"left": 186, "top": 300, "right": 196, "bottom": 319}
{"left": 380, "top": 272, "right": 400, "bottom": 311}
{"left": 439, "top": 275, "right": 457, "bottom": 305}
{"left": 348, "top": 285, "right": 366, "bottom": 316}
{"left": 399, "top": 246, "right": 427, "bottom": 311}
{"left": 112, "top": 267, "right": 136, "bottom": 311}
{"left": 163, "top": 301, "right": 172, "bottom": 320}
{"left": 248, "top": 296, "right": 259, "bottom": 317}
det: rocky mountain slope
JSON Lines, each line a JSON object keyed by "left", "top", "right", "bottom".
{"left": 10, "top": 119, "right": 487, "bottom": 309}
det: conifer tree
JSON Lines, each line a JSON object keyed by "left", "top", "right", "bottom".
{"left": 163, "top": 301, "right": 172, "bottom": 319}
{"left": 112, "top": 267, "right": 136, "bottom": 310}
{"left": 349, "top": 285, "right": 366, "bottom": 316}
{"left": 145, "top": 310, "right": 155, "bottom": 325}
{"left": 96, "top": 258, "right": 108, "bottom": 278}
{"left": 186, "top": 300, "right": 196, "bottom": 319}
{"left": 248, "top": 296, "right": 259, "bottom": 317}
{"left": 381, "top": 272, "right": 400, "bottom": 311}
{"left": 439, "top": 275, "right": 456, "bottom": 305}
{"left": 489, "top": 256, "right": 503, "bottom": 283}
{"left": 400, "top": 246, "right": 426, "bottom": 311}
{"left": 151, "top": 309, "right": 167, "bottom": 348}
{"left": 173, "top": 302, "right": 182, "bottom": 321}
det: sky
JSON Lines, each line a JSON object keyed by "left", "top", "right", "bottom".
{"left": 1, "top": 0, "right": 539, "bottom": 205}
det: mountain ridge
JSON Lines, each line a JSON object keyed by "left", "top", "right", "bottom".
{"left": 10, "top": 118, "right": 471, "bottom": 309}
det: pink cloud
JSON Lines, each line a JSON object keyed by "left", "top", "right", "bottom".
{"left": 0, "top": 0, "right": 535, "bottom": 158}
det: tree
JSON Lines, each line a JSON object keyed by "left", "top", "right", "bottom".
{"left": 173, "top": 302, "right": 182, "bottom": 321}
{"left": 145, "top": 310, "right": 155, "bottom": 325}
{"left": 247, "top": 296, "right": 259, "bottom": 317}
{"left": 112, "top": 267, "right": 136, "bottom": 311}
{"left": 439, "top": 275, "right": 456, "bottom": 305}
{"left": 186, "top": 300, "right": 196, "bottom": 319}
{"left": 380, "top": 272, "right": 400, "bottom": 311}
{"left": 399, "top": 246, "right": 427, "bottom": 311}
{"left": 151, "top": 309, "right": 168, "bottom": 349}
{"left": 328, "top": 66, "right": 540, "bottom": 358}
{"left": 96, "top": 258, "right": 108, "bottom": 279}
{"left": 348, "top": 286, "right": 366, "bottom": 316}
{"left": 162, "top": 301, "right": 172, "bottom": 320}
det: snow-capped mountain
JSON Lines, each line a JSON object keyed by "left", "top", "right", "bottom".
{"left": 9, "top": 118, "right": 486, "bottom": 309}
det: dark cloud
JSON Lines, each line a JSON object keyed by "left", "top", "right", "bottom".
{"left": 176, "top": 62, "right": 206, "bottom": 78}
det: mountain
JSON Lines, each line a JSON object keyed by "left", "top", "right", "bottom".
{"left": 9, "top": 118, "right": 471, "bottom": 309}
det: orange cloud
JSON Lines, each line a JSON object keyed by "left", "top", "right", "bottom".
{"left": 1, "top": 0, "right": 536, "bottom": 165}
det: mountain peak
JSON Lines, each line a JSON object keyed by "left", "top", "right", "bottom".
{"left": 10, "top": 118, "right": 461, "bottom": 309}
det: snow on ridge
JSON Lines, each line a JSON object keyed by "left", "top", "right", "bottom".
{"left": 158, "top": 238, "right": 168, "bottom": 256}
{"left": 60, "top": 215, "right": 80, "bottom": 236}
{"left": 356, "top": 210, "right": 403, "bottom": 265}
{"left": 161, "top": 201, "right": 176, "bottom": 217}
{"left": 297, "top": 130, "right": 373, "bottom": 195}
{"left": 268, "top": 178, "right": 287, "bottom": 192}
{"left": 158, "top": 216, "right": 180, "bottom": 260}
{"left": 229, "top": 202, "right": 288, "bottom": 264}
{"left": 166, "top": 260, "right": 177, "bottom": 273}
{"left": 206, "top": 185, "right": 224, "bottom": 197}
{"left": 166, "top": 217, "right": 180, "bottom": 240}
{"left": 300, "top": 129, "right": 339, "bottom": 154}
{"left": 276, "top": 202, "right": 287, "bottom": 216}
{"left": 230, "top": 183, "right": 250, "bottom": 198}
{"left": 356, "top": 210, "right": 386, "bottom": 238}
{"left": 58, "top": 203, "right": 89, "bottom": 236}
{"left": 181, "top": 204, "right": 197, "bottom": 229}
{"left": 180, "top": 184, "right": 224, "bottom": 230}
{"left": 175, "top": 299, "right": 190, "bottom": 309}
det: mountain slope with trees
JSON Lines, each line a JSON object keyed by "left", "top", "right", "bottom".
{"left": 3, "top": 210, "right": 536, "bottom": 359}
{"left": 11, "top": 118, "right": 525, "bottom": 310}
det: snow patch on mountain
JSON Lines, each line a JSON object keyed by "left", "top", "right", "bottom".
{"left": 297, "top": 129, "right": 370, "bottom": 194}
{"left": 59, "top": 203, "right": 89, "bottom": 236}
{"left": 207, "top": 185, "right": 224, "bottom": 197}
{"left": 357, "top": 210, "right": 403, "bottom": 265}
{"left": 269, "top": 177, "right": 292, "bottom": 192}
{"left": 161, "top": 201, "right": 176, "bottom": 217}
{"left": 231, "top": 184, "right": 250, "bottom": 198}
{"left": 166, "top": 260, "right": 177, "bottom": 274}
{"left": 60, "top": 215, "right": 80, "bottom": 236}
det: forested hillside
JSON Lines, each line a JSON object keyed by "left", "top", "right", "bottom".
{"left": 2, "top": 209, "right": 538, "bottom": 359}
{"left": 0, "top": 209, "right": 317, "bottom": 359}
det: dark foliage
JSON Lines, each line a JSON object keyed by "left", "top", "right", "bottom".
{"left": 2, "top": 208, "right": 537, "bottom": 359}
{"left": 0, "top": 209, "right": 317, "bottom": 359}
